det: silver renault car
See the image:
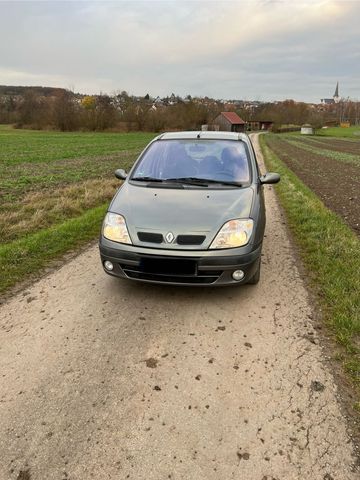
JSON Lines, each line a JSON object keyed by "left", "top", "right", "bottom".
{"left": 99, "top": 131, "right": 279, "bottom": 286}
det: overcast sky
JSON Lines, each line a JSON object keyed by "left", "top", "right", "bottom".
{"left": 0, "top": 0, "right": 359, "bottom": 102}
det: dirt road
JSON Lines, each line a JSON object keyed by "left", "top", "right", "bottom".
{"left": 0, "top": 134, "right": 357, "bottom": 480}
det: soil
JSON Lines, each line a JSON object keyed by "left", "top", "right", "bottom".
{"left": 266, "top": 136, "right": 360, "bottom": 235}
{"left": 307, "top": 137, "right": 360, "bottom": 156}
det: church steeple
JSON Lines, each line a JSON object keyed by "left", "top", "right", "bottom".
{"left": 333, "top": 82, "right": 340, "bottom": 103}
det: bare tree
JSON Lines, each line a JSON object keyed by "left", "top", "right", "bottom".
{"left": 52, "top": 90, "right": 78, "bottom": 131}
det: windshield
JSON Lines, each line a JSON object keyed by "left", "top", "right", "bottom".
{"left": 131, "top": 139, "right": 251, "bottom": 185}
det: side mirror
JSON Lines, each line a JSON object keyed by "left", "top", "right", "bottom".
{"left": 115, "top": 168, "right": 127, "bottom": 180}
{"left": 259, "top": 172, "right": 280, "bottom": 185}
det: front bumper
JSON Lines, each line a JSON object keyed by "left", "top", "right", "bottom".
{"left": 99, "top": 237, "right": 262, "bottom": 286}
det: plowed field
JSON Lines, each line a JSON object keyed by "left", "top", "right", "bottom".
{"left": 265, "top": 134, "right": 360, "bottom": 235}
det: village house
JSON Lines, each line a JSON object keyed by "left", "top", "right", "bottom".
{"left": 213, "top": 111, "right": 246, "bottom": 132}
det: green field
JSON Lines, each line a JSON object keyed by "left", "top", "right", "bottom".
{"left": 0, "top": 125, "right": 155, "bottom": 165}
{"left": 0, "top": 125, "right": 156, "bottom": 294}
{"left": 316, "top": 126, "right": 360, "bottom": 138}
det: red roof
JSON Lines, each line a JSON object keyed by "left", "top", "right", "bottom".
{"left": 221, "top": 111, "right": 245, "bottom": 124}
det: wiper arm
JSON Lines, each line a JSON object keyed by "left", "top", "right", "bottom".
{"left": 165, "top": 177, "right": 208, "bottom": 187}
{"left": 166, "top": 177, "right": 242, "bottom": 187}
{"left": 198, "top": 178, "right": 243, "bottom": 187}
{"left": 132, "top": 176, "right": 164, "bottom": 182}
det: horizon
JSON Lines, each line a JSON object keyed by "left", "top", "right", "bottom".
{"left": 0, "top": 83, "right": 347, "bottom": 105}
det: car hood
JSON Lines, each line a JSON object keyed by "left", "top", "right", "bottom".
{"left": 109, "top": 183, "right": 254, "bottom": 250}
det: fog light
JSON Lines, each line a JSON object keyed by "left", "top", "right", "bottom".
{"left": 104, "top": 260, "right": 114, "bottom": 271}
{"left": 232, "top": 270, "right": 245, "bottom": 281}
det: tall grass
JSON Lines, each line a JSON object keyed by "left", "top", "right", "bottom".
{"left": 0, "top": 205, "right": 108, "bottom": 294}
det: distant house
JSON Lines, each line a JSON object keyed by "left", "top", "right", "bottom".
{"left": 213, "top": 112, "right": 246, "bottom": 132}
{"left": 153, "top": 96, "right": 164, "bottom": 106}
{"left": 320, "top": 98, "right": 335, "bottom": 105}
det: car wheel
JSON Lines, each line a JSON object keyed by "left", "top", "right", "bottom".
{"left": 247, "top": 259, "right": 261, "bottom": 285}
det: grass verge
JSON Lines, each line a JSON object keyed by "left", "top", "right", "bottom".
{"left": 0, "top": 204, "right": 107, "bottom": 295}
{"left": 260, "top": 134, "right": 360, "bottom": 389}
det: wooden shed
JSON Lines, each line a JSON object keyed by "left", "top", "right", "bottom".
{"left": 213, "top": 112, "right": 246, "bottom": 132}
{"left": 247, "top": 120, "right": 274, "bottom": 131}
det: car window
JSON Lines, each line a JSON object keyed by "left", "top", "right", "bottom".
{"left": 132, "top": 139, "right": 251, "bottom": 184}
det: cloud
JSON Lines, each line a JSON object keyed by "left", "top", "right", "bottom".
{"left": 0, "top": 0, "right": 359, "bottom": 101}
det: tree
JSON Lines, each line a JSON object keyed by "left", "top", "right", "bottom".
{"left": 0, "top": 94, "right": 17, "bottom": 123}
{"left": 52, "top": 90, "right": 78, "bottom": 131}
{"left": 17, "top": 90, "right": 38, "bottom": 126}
{"left": 81, "top": 95, "right": 96, "bottom": 110}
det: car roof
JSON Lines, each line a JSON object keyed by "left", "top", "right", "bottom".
{"left": 156, "top": 131, "right": 249, "bottom": 142}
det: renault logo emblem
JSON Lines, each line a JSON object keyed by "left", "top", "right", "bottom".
{"left": 165, "top": 231, "right": 175, "bottom": 243}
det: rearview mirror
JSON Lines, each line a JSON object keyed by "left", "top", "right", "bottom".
{"left": 259, "top": 172, "right": 280, "bottom": 185}
{"left": 115, "top": 168, "right": 127, "bottom": 180}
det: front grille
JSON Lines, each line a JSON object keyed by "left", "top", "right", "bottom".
{"left": 137, "top": 231, "right": 206, "bottom": 246}
{"left": 177, "top": 235, "right": 206, "bottom": 245}
{"left": 137, "top": 232, "right": 163, "bottom": 243}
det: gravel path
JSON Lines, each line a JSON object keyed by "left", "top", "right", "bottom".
{"left": 0, "top": 134, "right": 357, "bottom": 480}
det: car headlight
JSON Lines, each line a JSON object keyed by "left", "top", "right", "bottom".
{"left": 210, "top": 219, "right": 254, "bottom": 249}
{"left": 102, "top": 212, "right": 132, "bottom": 244}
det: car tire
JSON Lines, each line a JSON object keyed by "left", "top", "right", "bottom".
{"left": 247, "top": 259, "right": 261, "bottom": 285}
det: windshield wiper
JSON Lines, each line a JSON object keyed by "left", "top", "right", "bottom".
{"left": 166, "top": 177, "right": 242, "bottom": 187}
{"left": 132, "top": 176, "right": 242, "bottom": 187}
{"left": 131, "top": 176, "right": 164, "bottom": 182}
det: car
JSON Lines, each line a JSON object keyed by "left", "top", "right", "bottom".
{"left": 99, "top": 131, "right": 280, "bottom": 286}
